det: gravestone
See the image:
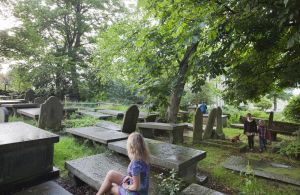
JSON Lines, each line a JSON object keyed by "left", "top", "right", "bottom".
{"left": 181, "top": 184, "right": 224, "bottom": 195}
{"left": 0, "top": 107, "right": 9, "bottom": 122}
{"left": 34, "top": 96, "right": 47, "bottom": 104}
{"left": 24, "top": 89, "right": 35, "bottom": 102}
{"left": 193, "top": 108, "right": 203, "bottom": 144}
{"left": 122, "top": 105, "right": 139, "bottom": 133}
{"left": 203, "top": 108, "right": 217, "bottom": 139}
{"left": 38, "top": 96, "right": 63, "bottom": 131}
{"left": 215, "top": 107, "right": 225, "bottom": 139}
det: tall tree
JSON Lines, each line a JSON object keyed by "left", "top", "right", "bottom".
{"left": 3, "top": 0, "right": 123, "bottom": 99}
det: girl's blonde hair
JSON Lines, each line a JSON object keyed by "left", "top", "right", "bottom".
{"left": 127, "top": 132, "right": 150, "bottom": 164}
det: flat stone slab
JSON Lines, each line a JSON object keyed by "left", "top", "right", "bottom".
{"left": 137, "top": 122, "right": 187, "bottom": 130}
{"left": 230, "top": 123, "right": 244, "bottom": 129}
{"left": 108, "top": 138, "right": 206, "bottom": 172}
{"left": 95, "top": 120, "right": 122, "bottom": 131}
{"left": 181, "top": 184, "right": 224, "bottom": 195}
{"left": 201, "top": 139, "right": 247, "bottom": 152}
{"left": 0, "top": 122, "right": 59, "bottom": 150}
{"left": 0, "top": 99, "right": 25, "bottom": 105}
{"left": 2, "top": 103, "right": 40, "bottom": 108}
{"left": 223, "top": 156, "right": 300, "bottom": 186}
{"left": 97, "top": 109, "right": 124, "bottom": 117}
{"left": 15, "top": 181, "right": 72, "bottom": 195}
{"left": 65, "top": 153, "right": 128, "bottom": 190}
{"left": 17, "top": 108, "right": 40, "bottom": 119}
{"left": 78, "top": 110, "right": 112, "bottom": 119}
{"left": 66, "top": 126, "right": 128, "bottom": 145}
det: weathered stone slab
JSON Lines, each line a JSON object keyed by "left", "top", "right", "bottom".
{"left": 66, "top": 126, "right": 128, "bottom": 145}
{"left": 108, "top": 138, "right": 206, "bottom": 182}
{"left": 38, "top": 96, "right": 63, "bottom": 131}
{"left": 95, "top": 120, "right": 122, "bottom": 131}
{"left": 17, "top": 108, "right": 40, "bottom": 119}
{"left": 193, "top": 108, "right": 203, "bottom": 144}
{"left": 65, "top": 154, "right": 128, "bottom": 190}
{"left": 223, "top": 156, "right": 300, "bottom": 186}
{"left": 137, "top": 122, "right": 186, "bottom": 144}
{"left": 78, "top": 110, "right": 112, "bottom": 119}
{"left": 122, "top": 105, "right": 139, "bottom": 133}
{"left": 181, "top": 183, "right": 224, "bottom": 195}
{"left": 0, "top": 122, "right": 59, "bottom": 189}
{"left": 2, "top": 103, "right": 40, "bottom": 108}
{"left": 0, "top": 99, "right": 25, "bottom": 105}
{"left": 201, "top": 139, "right": 247, "bottom": 152}
{"left": 97, "top": 109, "right": 124, "bottom": 118}
{"left": 0, "top": 107, "right": 9, "bottom": 122}
{"left": 15, "top": 181, "right": 72, "bottom": 195}
{"left": 229, "top": 123, "right": 244, "bottom": 129}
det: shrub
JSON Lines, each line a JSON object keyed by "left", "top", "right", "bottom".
{"left": 155, "top": 169, "right": 184, "bottom": 195}
{"left": 240, "top": 162, "right": 264, "bottom": 194}
{"left": 283, "top": 95, "right": 300, "bottom": 122}
{"left": 254, "top": 97, "right": 272, "bottom": 111}
{"left": 279, "top": 137, "right": 300, "bottom": 159}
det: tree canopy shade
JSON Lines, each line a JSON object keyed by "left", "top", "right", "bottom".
{"left": 1, "top": 0, "right": 124, "bottom": 98}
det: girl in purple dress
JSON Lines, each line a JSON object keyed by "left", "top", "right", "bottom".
{"left": 96, "top": 132, "right": 150, "bottom": 195}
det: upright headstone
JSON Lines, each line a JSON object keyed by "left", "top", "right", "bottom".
{"left": 38, "top": 96, "right": 63, "bottom": 131}
{"left": 24, "top": 89, "right": 35, "bottom": 103}
{"left": 203, "top": 108, "right": 217, "bottom": 139}
{"left": 267, "top": 111, "right": 274, "bottom": 140}
{"left": 122, "top": 105, "right": 139, "bottom": 134}
{"left": 193, "top": 108, "right": 203, "bottom": 144}
{"left": 0, "top": 107, "right": 9, "bottom": 122}
{"left": 215, "top": 107, "right": 225, "bottom": 139}
{"left": 34, "top": 96, "right": 47, "bottom": 104}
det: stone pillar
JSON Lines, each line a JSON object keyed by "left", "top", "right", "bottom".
{"left": 203, "top": 108, "right": 217, "bottom": 139}
{"left": 34, "top": 96, "right": 47, "bottom": 104}
{"left": 268, "top": 111, "right": 275, "bottom": 141}
{"left": 38, "top": 96, "right": 63, "bottom": 131}
{"left": 122, "top": 105, "right": 139, "bottom": 134}
{"left": 193, "top": 108, "right": 203, "bottom": 144}
{"left": 215, "top": 107, "right": 225, "bottom": 139}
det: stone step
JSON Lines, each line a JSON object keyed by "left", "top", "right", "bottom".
{"left": 181, "top": 183, "right": 225, "bottom": 195}
{"left": 66, "top": 126, "right": 128, "bottom": 145}
{"left": 78, "top": 111, "right": 112, "bottom": 119}
{"left": 95, "top": 121, "right": 122, "bottom": 131}
{"left": 200, "top": 139, "right": 247, "bottom": 152}
{"left": 15, "top": 181, "right": 72, "bottom": 195}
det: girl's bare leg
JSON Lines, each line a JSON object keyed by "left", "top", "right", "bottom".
{"left": 96, "top": 170, "right": 124, "bottom": 195}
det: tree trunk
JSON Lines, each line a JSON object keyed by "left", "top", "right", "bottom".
{"left": 167, "top": 42, "right": 199, "bottom": 123}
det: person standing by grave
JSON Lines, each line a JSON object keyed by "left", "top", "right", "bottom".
{"left": 97, "top": 132, "right": 150, "bottom": 195}
{"left": 198, "top": 101, "right": 208, "bottom": 114}
{"left": 258, "top": 120, "right": 267, "bottom": 152}
{"left": 243, "top": 113, "right": 257, "bottom": 151}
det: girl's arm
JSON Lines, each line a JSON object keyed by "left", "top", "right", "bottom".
{"left": 123, "top": 175, "right": 140, "bottom": 191}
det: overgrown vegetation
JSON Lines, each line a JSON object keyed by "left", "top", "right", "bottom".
{"left": 155, "top": 169, "right": 184, "bottom": 195}
{"left": 284, "top": 95, "right": 300, "bottom": 123}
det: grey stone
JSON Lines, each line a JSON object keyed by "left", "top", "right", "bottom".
{"left": 2, "top": 103, "right": 40, "bottom": 108}
{"left": 223, "top": 156, "right": 300, "bottom": 186}
{"left": 65, "top": 153, "right": 157, "bottom": 194}
{"left": 122, "top": 105, "right": 139, "bottom": 133}
{"left": 203, "top": 114, "right": 228, "bottom": 127}
{"left": 181, "top": 184, "right": 224, "bottom": 195}
{"left": 38, "top": 96, "right": 63, "bottom": 131}
{"left": 17, "top": 108, "right": 40, "bottom": 119}
{"left": 0, "top": 107, "right": 9, "bottom": 122}
{"left": 193, "top": 109, "right": 203, "bottom": 144}
{"left": 229, "top": 123, "right": 244, "bottom": 129}
{"left": 0, "top": 122, "right": 59, "bottom": 188}
{"left": 34, "top": 96, "right": 48, "bottom": 104}
{"left": 15, "top": 181, "right": 72, "bottom": 195}
{"left": 78, "top": 110, "right": 112, "bottom": 119}
{"left": 24, "top": 89, "right": 35, "bottom": 103}
{"left": 203, "top": 108, "right": 217, "bottom": 139}
{"left": 97, "top": 109, "right": 124, "bottom": 118}
{"left": 65, "top": 153, "right": 128, "bottom": 190}
{"left": 108, "top": 138, "right": 206, "bottom": 182}
{"left": 66, "top": 126, "right": 128, "bottom": 145}
{"left": 137, "top": 122, "right": 186, "bottom": 144}
{"left": 215, "top": 107, "right": 225, "bottom": 139}
{"left": 0, "top": 99, "right": 25, "bottom": 105}
{"left": 200, "top": 139, "right": 247, "bottom": 152}
{"left": 95, "top": 120, "right": 122, "bottom": 131}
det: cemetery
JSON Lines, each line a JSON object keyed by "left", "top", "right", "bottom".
{"left": 1, "top": 1, "right": 300, "bottom": 195}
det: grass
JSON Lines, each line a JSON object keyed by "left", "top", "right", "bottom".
{"left": 9, "top": 115, "right": 38, "bottom": 126}
{"left": 64, "top": 115, "right": 99, "bottom": 128}
{"left": 54, "top": 136, "right": 107, "bottom": 177}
